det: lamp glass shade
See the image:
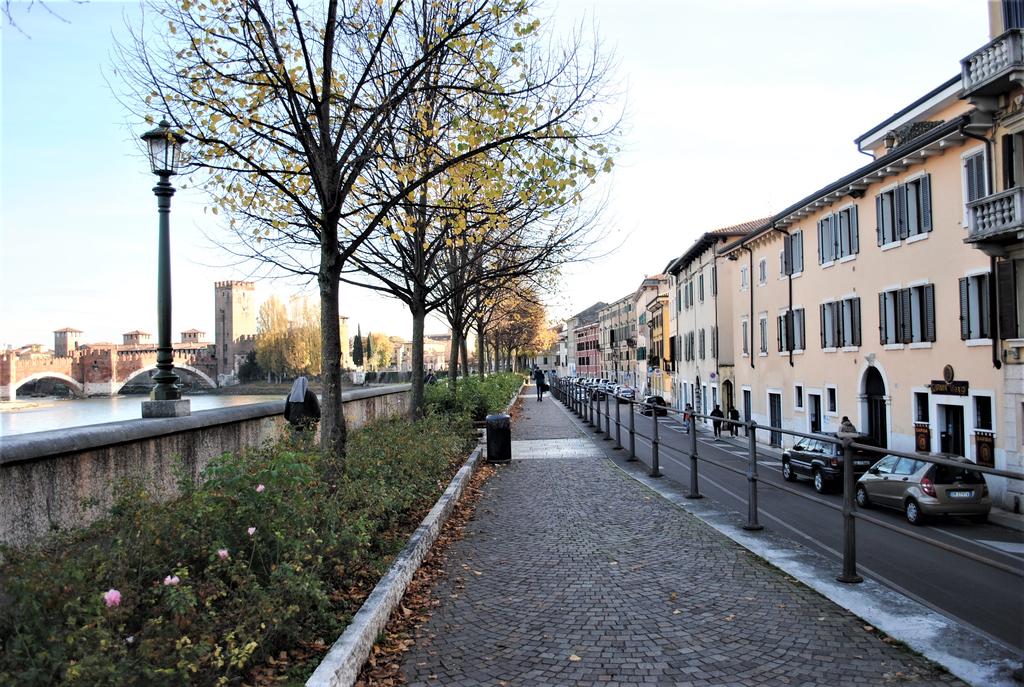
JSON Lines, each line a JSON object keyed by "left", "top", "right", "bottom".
{"left": 141, "top": 120, "right": 186, "bottom": 175}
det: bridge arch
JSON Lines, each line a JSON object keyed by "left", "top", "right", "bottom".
{"left": 116, "top": 363, "right": 217, "bottom": 393}
{"left": 13, "top": 372, "right": 85, "bottom": 398}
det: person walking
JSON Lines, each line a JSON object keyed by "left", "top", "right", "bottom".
{"left": 533, "top": 365, "right": 546, "bottom": 401}
{"left": 839, "top": 416, "right": 857, "bottom": 434}
{"left": 727, "top": 405, "right": 740, "bottom": 437}
{"left": 284, "top": 376, "right": 321, "bottom": 444}
{"left": 683, "top": 402, "right": 694, "bottom": 433}
{"left": 710, "top": 404, "right": 724, "bottom": 439}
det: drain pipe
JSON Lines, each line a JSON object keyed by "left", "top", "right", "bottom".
{"left": 960, "top": 123, "right": 1003, "bottom": 370}
{"left": 728, "top": 245, "right": 756, "bottom": 369}
{"left": 770, "top": 220, "right": 795, "bottom": 367}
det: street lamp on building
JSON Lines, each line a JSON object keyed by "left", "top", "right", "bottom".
{"left": 140, "top": 119, "right": 191, "bottom": 418}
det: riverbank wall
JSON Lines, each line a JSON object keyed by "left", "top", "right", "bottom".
{"left": 0, "top": 385, "right": 411, "bottom": 547}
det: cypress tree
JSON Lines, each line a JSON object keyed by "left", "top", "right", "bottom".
{"left": 353, "top": 324, "right": 364, "bottom": 367}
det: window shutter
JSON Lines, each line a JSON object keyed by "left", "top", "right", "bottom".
{"left": 850, "top": 205, "right": 859, "bottom": 254}
{"left": 851, "top": 298, "right": 861, "bottom": 346}
{"left": 711, "top": 265, "right": 717, "bottom": 296}
{"left": 787, "top": 310, "right": 795, "bottom": 351}
{"left": 879, "top": 293, "right": 887, "bottom": 344}
{"left": 924, "top": 284, "right": 936, "bottom": 342}
{"left": 832, "top": 302, "right": 842, "bottom": 347}
{"left": 896, "top": 185, "right": 909, "bottom": 239}
{"left": 826, "top": 215, "right": 836, "bottom": 262}
{"left": 817, "top": 219, "right": 825, "bottom": 264}
{"left": 796, "top": 309, "right": 805, "bottom": 350}
{"left": 980, "top": 274, "right": 991, "bottom": 339}
{"left": 820, "top": 304, "right": 827, "bottom": 348}
{"left": 777, "top": 315, "right": 783, "bottom": 352}
{"left": 959, "top": 277, "right": 970, "bottom": 340}
{"left": 794, "top": 232, "right": 803, "bottom": 272}
{"left": 997, "top": 260, "right": 1020, "bottom": 339}
{"left": 783, "top": 235, "right": 792, "bottom": 275}
{"left": 920, "top": 175, "right": 932, "bottom": 233}
{"left": 899, "top": 288, "right": 912, "bottom": 343}
{"left": 875, "top": 194, "right": 884, "bottom": 245}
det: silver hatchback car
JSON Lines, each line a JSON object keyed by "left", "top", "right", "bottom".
{"left": 856, "top": 454, "right": 991, "bottom": 525}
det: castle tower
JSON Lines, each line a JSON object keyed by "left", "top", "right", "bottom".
{"left": 214, "top": 281, "right": 256, "bottom": 382}
{"left": 53, "top": 327, "right": 83, "bottom": 357}
{"left": 339, "top": 315, "right": 351, "bottom": 370}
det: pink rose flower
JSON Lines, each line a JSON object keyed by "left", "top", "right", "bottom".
{"left": 247, "top": 527, "right": 256, "bottom": 536}
{"left": 217, "top": 548, "right": 229, "bottom": 560}
{"left": 256, "top": 484, "right": 265, "bottom": 493}
{"left": 103, "top": 589, "right": 122, "bottom": 607}
{"left": 163, "top": 575, "right": 180, "bottom": 586}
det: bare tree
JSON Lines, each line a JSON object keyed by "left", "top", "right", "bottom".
{"left": 116, "top": 0, "right": 617, "bottom": 455}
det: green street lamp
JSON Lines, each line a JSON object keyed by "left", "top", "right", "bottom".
{"left": 140, "top": 119, "right": 191, "bottom": 418}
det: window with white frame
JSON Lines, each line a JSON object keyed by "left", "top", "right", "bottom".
{"left": 741, "top": 318, "right": 749, "bottom": 355}
{"left": 699, "top": 328, "right": 706, "bottom": 359}
{"left": 711, "top": 265, "right": 718, "bottom": 296}
{"left": 777, "top": 308, "right": 806, "bottom": 352}
{"left": 759, "top": 315, "right": 768, "bottom": 354}
{"left": 818, "top": 207, "right": 859, "bottom": 263}
{"left": 819, "top": 298, "right": 860, "bottom": 348}
{"left": 975, "top": 395, "right": 993, "bottom": 431}
{"left": 959, "top": 273, "right": 991, "bottom": 340}
{"left": 783, "top": 231, "right": 804, "bottom": 275}
{"left": 963, "top": 149, "right": 988, "bottom": 222}
{"left": 758, "top": 258, "right": 767, "bottom": 285}
{"left": 876, "top": 176, "right": 933, "bottom": 245}
{"left": 676, "top": 284, "right": 682, "bottom": 312}
{"left": 698, "top": 272, "right": 705, "bottom": 302}
{"left": 740, "top": 266, "right": 749, "bottom": 290}
{"left": 914, "top": 392, "right": 929, "bottom": 423}
{"left": 878, "top": 285, "right": 936, "bottom": 344}
{"left": 827, "top": 387, "right": 837, "bottom": 413}
{"left": 795, "top": 384, "right": 804, "bottom": 410}
{"left": 711, "top": 325, "right": 718, "bottom": 357}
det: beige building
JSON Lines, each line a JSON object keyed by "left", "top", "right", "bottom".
{"left": 633, "top": 275, "right": 667, "bottom": 395}
{"left": 598, "top": 294, "right": 637, "bottom": 385}
{"left": 565, "top": 302, "right": 606, "bottom": 376}
{"left": 643, "top": 280, "right": 672, "bottom": 401}
{"left": 718, "top": 14, "right": 1024, "bottom": 507}
{"left": 665, "top": 221, "right": 758, "bottom": 413}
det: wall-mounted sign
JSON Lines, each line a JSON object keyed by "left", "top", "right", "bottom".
{"left": 943, "top": 365, "right": 955, "bottom": 384}
{"left": 930, "top": 379, "right": 969, "bottom": 396}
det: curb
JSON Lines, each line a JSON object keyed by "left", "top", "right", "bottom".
{"left": 306, "top": 378, "right": 522, "bottom": 687}
{"left": 306, "top": 446, "right": 483, "bottom": 687}
{"left": 553, "top": 399, "right": 1023, "bottom": 687}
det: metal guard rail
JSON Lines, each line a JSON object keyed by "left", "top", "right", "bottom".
{"left": 551, "top": 378, "right": 1024, "bottom": 583}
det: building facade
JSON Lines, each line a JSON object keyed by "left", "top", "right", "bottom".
{"left": 565, "top": 302, "right": 606, "bottom": 376}
{"left": 632, "top": 275, "right": 667, "bottom": 395}
{"left": 214, "top": 281, "right": 257, "bottom": 385}
{"left": 574, "top": 322, "right": 600, "bottom": 377}
{"left": 598, "top": 294, "right": 637, "bottom": 385}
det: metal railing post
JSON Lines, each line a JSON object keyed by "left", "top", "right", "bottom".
{"left": 837, "top": 436, "right": 863, "bottom": 583}
{"left": 594, "top": 393, "right": 603, "bottom": 433}
{"left": 686, "top": 413, "right": 702, "bottom": 499}
{"left": 743, "top": 420, "right": 763, "bottom": 531}
{"left": 588, "top": 392, "right": 595, "bottom": 426}
{"left": 614, "top": 396, "right": 622, "bottom": 449}
{"left": 604, "top": 392, "right": 612, "bottom": 440}
{"left": 628, "top": 399, "right": 637, "bottom": 461}
{"left": 650, "top": 405, "right": 662, "bottom": 478}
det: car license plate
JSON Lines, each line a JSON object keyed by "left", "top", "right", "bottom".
{"left": 854, "top": 461, "right": 870, "bottom": 467}
{"left": 948, "top": 490, "right": 973, "bottom": 498}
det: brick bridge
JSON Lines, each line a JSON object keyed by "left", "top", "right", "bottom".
{"left": 0, "top": 344, "right": 218, "bottom": 401}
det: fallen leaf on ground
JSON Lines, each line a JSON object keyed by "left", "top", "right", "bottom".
{"left": 568, "top": 654, "right": 582, "bottom": 662}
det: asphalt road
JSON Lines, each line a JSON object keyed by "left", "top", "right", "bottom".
{"left": 574, "top": 395, "right": 1024, "bottom": 654}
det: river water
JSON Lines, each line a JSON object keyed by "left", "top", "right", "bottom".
{"left": 0, "top": 395, "right": 277, "bottom": 437}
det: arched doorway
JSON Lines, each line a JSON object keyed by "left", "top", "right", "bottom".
{"left": 722, "top": 379, "right": 733, "bottom": 412}
{"left": 863, "top": 367, "right": 888, "bottom": 448}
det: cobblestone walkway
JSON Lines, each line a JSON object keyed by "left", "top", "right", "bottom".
{"left": 399, "top": 386, "right": 963, "bottom": 686}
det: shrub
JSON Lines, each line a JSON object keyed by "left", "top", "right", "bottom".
{"left": 424, "top": 373, "right": 523, "bottom": 420}
{"left": 0, "top": 415, "right": 474, "bottom": 686}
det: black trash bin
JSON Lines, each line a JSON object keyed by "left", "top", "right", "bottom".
{"left": 486, "top": 413, "right": 512, "bottom": 464}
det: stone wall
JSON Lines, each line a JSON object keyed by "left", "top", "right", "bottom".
{"left": 0, "top": 385, "right": 410, "bottom": 547}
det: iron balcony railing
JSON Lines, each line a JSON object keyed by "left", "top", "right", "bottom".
{"left": 967, "top": 186, "right": 1024, "bottom": 245}
{"left": 961, "top": 29, "right": 1024, "bottom": 97}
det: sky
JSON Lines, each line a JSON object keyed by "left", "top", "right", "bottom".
{"left": 0, "top": 0, "right": 990, "bottom": 349}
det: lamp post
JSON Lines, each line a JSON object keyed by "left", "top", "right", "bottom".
{"left": 140, "top": 119, "right": 190, "bottom": 418}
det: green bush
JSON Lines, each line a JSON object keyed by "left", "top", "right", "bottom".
{"left": 424, "top": 373, "right": 523, "bottom": 420}
{"left": 0, "top": 415, "right": 474, "bottom": 686}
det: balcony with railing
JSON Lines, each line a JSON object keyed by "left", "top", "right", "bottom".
{"left": 966, "top": 187, "right": 1024, "bottom": 247}
{"left": 961, "top": 29, "right": 1024, "bottom": 97}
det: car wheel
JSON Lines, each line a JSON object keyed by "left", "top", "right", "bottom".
{"left": 905, "top": 499, "right": 925, "bottom": 526}
{"left": 968, "top": 513, "right": 988, "bottom": 524}
{"left": 855, "top": 485, "right": 871, "bottom": 508}
{"left": 782, "top": 459, "right": 797, "bottom": 482}
{"left": 813, "top": 469, "right": 828, "bottom": 494}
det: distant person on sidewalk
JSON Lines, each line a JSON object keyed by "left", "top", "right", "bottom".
{"left": 710, "top": 404, "right": 724, "bottom": 439}
{"left": 727, "top": 405, "right": 740, "bottom": 437}
{"left": 840, "top": 416, "right": 857, "bottom": 434}
{"left": 284, "top": 376, "right": 320, "bottom": 443}
{"left": 532, "top": 365, "right": 546, "bottom": 401}
{"left": 683, "top": 403, "right": 694, "bottom": 433}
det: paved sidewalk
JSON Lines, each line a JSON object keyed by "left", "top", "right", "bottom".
{"left": 398, "top": 385, "right": 963, "bottom": 686}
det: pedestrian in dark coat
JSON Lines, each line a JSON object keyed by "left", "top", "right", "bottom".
{"left": 533, "top": 366, "right": 546, "bottom": 401}
{"left": 710, "top": 404, "right": 725, "bottom": 439}
{"left": 839, "top": 416, "right": 857, "bottom": 434}
{"left": 284, "top": 376, "right": 320, "bottom": 439}
{"left": 727, "top": 405, "right": 740, "bottom": 437}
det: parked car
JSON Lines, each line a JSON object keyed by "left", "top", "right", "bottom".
{"left": 781, "top": 434, "right": 879, "bottom": 494}
{"left": 638, "top": 395, "right": 668, "bottom": 417}
{"left": 615, "top": 386, "right": 636, "bottom": 403}
{"left": 856, "top": 454, "right": 991, "bottom": 525}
